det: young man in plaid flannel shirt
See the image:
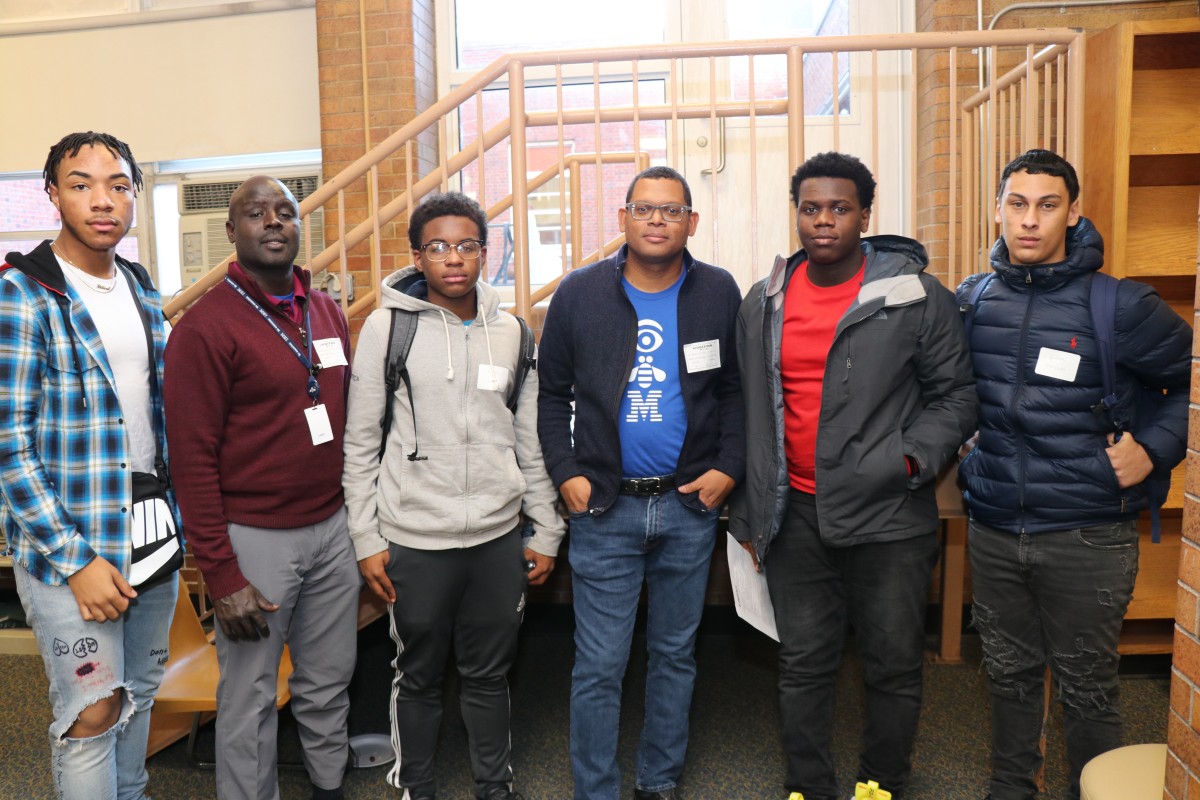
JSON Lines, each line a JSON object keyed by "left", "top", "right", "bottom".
{"left": 0, "top": 131, "right": 177, "bottom": 800}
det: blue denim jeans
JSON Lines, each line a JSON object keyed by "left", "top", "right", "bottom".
{"left": 567, "top": 491, "right": 718, "bottom": 800}
{"left": 969, "top": 519, "right": 1138, "bottom": 800}
{"left": 13, "top": 563, "right": 177, "bottom": 800}
{"left": 765, "top": 490, "right": 939, "bottom": 800}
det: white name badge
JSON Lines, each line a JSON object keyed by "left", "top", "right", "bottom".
{"left": 682, "top": 339, "right": 721, "bottom": 373}
{"left": 478, "top": 364, "right": 510, "bottom": 392}
{"left": 1034, "top": 347, "right": 1081, "bottom": 382}
{"left": 313, "top": 338, "right": 348, "bottom": 368}
{"left": 305, "top": 403, "right": 334, "bottom": 445}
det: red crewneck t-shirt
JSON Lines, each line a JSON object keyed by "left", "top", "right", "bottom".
{"left": 780, "top": 260, "right": 865, "bottom": 492}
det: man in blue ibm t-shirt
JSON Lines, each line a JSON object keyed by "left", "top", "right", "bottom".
{"left": 537, "top": 166, "right": 745, "bottom": 800}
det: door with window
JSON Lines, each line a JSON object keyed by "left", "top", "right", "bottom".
{"left": 675, "top": 0, "right": 910, "bottom": 287}
{"left": 439, "top": 0, "right": 911, "bottom": 292}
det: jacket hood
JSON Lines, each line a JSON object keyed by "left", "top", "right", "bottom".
{"left": 766, "top": 234, "right": 929, "bottom": 298}
{"left": 380, "top": 265, "right": 502, "bottom": 321}
{"left": 4, "top": 240, "right": 154, "bottom": 296}
{"left": 989, "top": 215, "right": 1104, "bottom": 291}
{"left": 378, "top": 265, "right": 506, "bottom": 384}
{"left": 4, "top": 241, "right": 69, "bottom": 295}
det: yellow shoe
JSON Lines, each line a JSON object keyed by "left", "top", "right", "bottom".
{"left": 787, "top": 794, "right": 805, "bottom": 800}
{"left": 854, "top": 781, "right": 892, "bottom": 800}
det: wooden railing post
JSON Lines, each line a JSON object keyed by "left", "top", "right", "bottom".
{"left": 786, "top": 45, "right": 805, "bottom": 256}
{"left": 508, "top": 59, "right": 531, "bottom": 319}
{"left": 1066, "top": 33, "right": 1086, "bottom": 208}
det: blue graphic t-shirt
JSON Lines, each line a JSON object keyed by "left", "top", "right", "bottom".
{"left": 619, "top": 270, "right": 687, "bottom": 478}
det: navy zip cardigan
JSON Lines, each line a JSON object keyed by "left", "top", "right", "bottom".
{"left": 536, "top": 245, "right": 745, "bottom": 515}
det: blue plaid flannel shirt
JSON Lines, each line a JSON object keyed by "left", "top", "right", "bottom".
{"left": 0, "top": 249, "right": 173, "bottom": 585}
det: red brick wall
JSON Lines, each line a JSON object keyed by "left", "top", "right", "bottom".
{"left": 315, "top": 0, "right": 437, "bottom": 336}
{"left": 0, "top": 179, "right": 53, "bottom": 230}
{"left": 1169, "top": 202, "right": 1200, "bottom": 797}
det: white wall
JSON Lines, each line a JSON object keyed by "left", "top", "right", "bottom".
{"left": 0, "top": 7, "right": 320, "bottom": 172}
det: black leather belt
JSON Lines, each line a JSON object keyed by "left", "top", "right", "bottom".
{"left": 619, "top": 474, "right": 677, "bottom": 496}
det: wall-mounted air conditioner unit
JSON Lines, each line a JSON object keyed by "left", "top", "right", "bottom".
{"left": 177, "top": 174, "right": 325, "bottom": 288}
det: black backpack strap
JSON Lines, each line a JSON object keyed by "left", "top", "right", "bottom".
{"left": 1089, "top": 272, "right": 1123, "bottom": 429}
{"left": 1089, "top": 271, "right": 1167, "bottom": 542}
{"left": 961, "top": 271, "right": 995, "bottom": 343}
{"left": 380, "top": 309, "right": 421, "bottom": 462}
{"left": 507, "top": 316, "right": 536, "bottom": 413}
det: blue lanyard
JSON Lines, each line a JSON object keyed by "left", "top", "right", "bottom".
{"left": 224, "top": 276, "right": 320, "bottom": 403}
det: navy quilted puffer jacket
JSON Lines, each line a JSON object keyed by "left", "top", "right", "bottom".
{"left": 956, "top": 217, "right": 1191, "bottom": 534}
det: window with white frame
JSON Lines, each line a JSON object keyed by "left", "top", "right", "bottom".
{"left": 1, "top": 0, "right": 271, "bottom": 24}
{"left": 0, "top": 175, "right": 142, "bottom": 265}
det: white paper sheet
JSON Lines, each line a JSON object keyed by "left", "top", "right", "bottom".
{"left": 725, "top": 532, "right": 778, "bottom": 641}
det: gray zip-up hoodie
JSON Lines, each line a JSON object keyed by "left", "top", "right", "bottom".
{"left": 342, "top": 266, "right": 565, "bottom": 560}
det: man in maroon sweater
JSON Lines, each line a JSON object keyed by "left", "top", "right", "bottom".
{"left": 164, "top": 176, "right": 357, "bottom": 800}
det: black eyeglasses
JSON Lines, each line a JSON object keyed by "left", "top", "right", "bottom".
{"left": 419, "top": 239, "right": 486, "bottom": 261}
{"left": 624, "top": 203, "right": 692, "bottom": 222}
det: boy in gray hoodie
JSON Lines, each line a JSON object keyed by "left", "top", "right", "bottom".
{"left": 342, "top": 192, "right": 565, "bottom": 800}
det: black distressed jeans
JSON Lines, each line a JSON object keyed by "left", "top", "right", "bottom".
{"left": 968, "top": 519, "right": 1139, "bottom": 800}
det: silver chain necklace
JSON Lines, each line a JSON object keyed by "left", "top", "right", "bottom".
{"left": 53, "top": 245, "right": 117, "bottom": 293}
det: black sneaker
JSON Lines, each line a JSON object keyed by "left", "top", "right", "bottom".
{"left": 634, "top": 789, "right": 678, "bottom": 800}
{"left": 482, "top": 787, "right": 524, "bottom": 800}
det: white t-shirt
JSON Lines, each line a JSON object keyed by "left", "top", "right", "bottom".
{"left": 59, "top": 257, "right": 156, "bottom": 474}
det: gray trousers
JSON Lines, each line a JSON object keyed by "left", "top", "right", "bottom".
{"left": 215, "top": 507, "right": 359, "bottom": 800}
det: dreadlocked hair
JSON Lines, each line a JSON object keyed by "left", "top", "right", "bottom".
{"left": 43, "top": 132, "right": 143, "bottom": 195}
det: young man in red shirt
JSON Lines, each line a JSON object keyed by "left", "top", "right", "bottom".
{"left": 731, "top": 151, "right": 976, "bottom": 800}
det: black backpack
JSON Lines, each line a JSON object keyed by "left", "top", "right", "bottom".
{"left": 377, "top": 309, "right": 536, "bottom": 462}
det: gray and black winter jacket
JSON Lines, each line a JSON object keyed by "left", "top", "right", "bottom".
{"left": 729, "top": 235, "right": 977, "bottom": 562}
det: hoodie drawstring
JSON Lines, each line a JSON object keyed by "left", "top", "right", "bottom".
{"left": 479, "top": 309, "right": 498, "bottom": 376}
{"left": 437, "top": 308, "right": 455, "bottom": 381}
{"left": 405, "top": 308, "right": 462, "bottom": 462}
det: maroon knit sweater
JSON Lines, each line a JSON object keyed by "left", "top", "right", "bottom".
{"left": 164, "top": 263, "right": 351, "bottom": 598}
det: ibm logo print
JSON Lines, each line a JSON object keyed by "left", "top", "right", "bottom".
{"left": 626, "top": 319, "right": 667, "bottom": 423}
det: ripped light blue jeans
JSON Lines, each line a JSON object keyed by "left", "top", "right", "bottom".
{"left": 14, "top": 562, "right": 176, "bottom": 800}
{"left": 968, "top": 519, "right": 1138, "bottom": 800}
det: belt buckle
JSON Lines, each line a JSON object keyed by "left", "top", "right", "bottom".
{"left": 640, "top": 477, "right": 662, "bottom": 494}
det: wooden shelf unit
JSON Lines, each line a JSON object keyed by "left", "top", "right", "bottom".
{"left": 1084, "top": 18, "right": 1200, "bottom": 655}
{"left": 1084, "top": 19, "right": 1200, "bottom": 284}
